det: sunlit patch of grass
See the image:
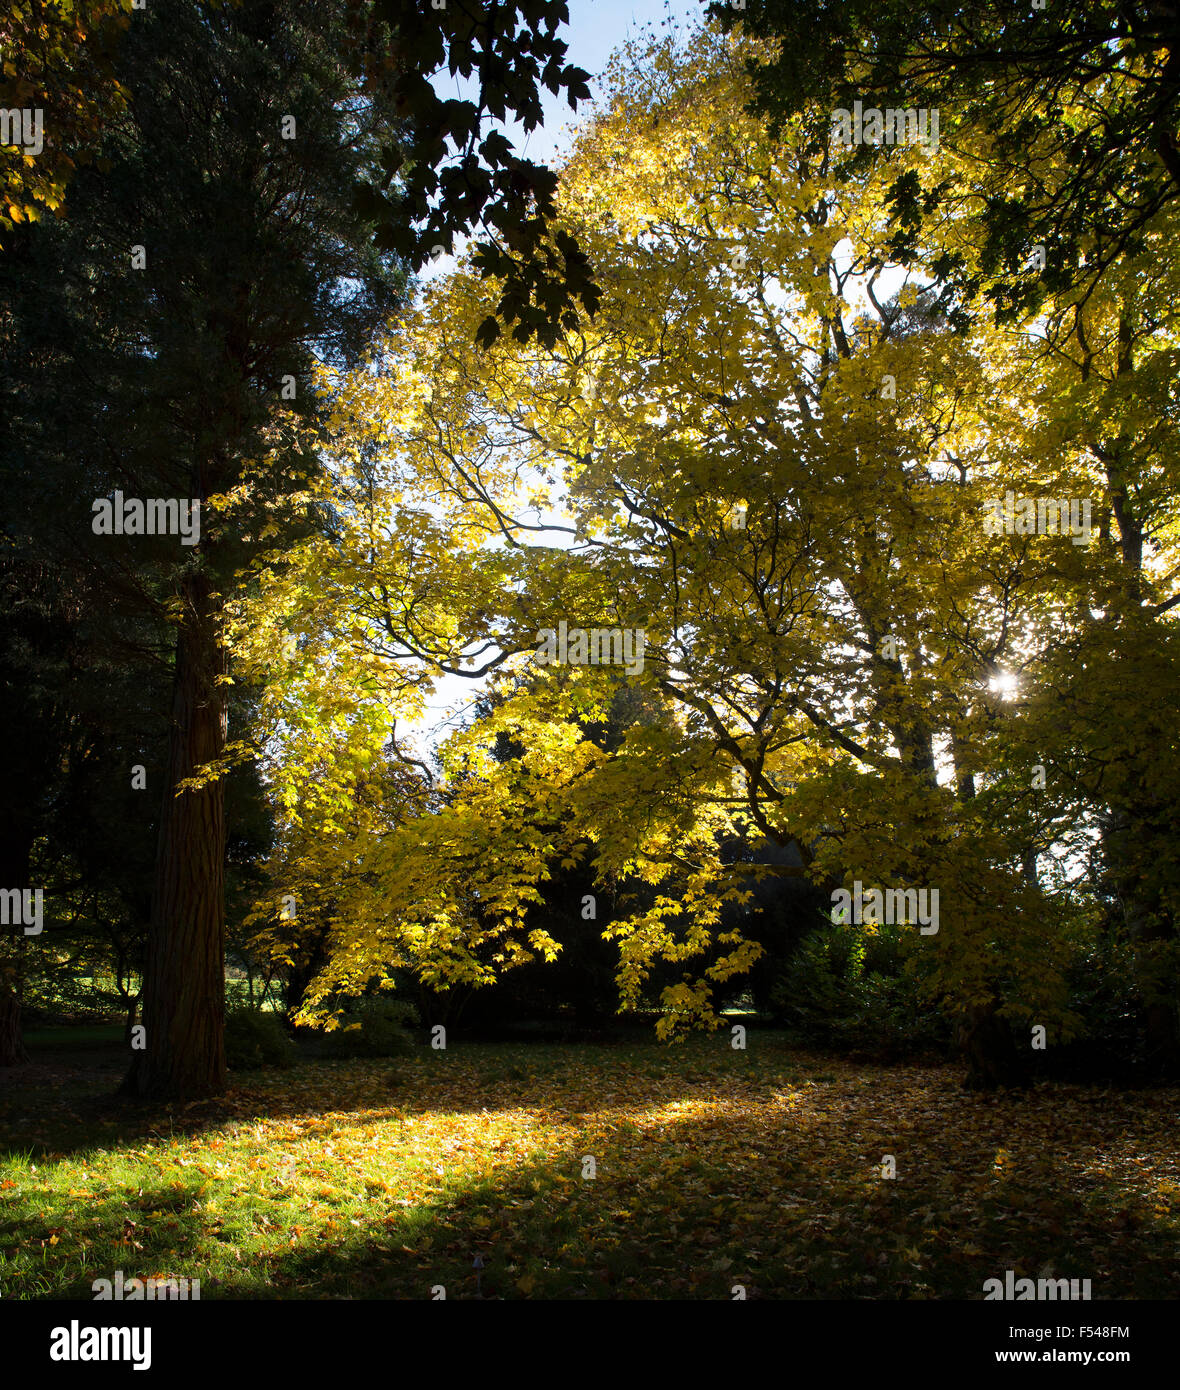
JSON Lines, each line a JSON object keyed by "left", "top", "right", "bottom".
{"left": 1, "top": 1038, "right": 1178, "bottom": 1299}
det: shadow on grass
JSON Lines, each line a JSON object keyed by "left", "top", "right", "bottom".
{"left": 218, "top": 1113, "right": 1180, "bottom": 1300}
{"left": 2, "top": 1047, "right": 1178, "bottom": 1299}
{"left": 0, "top": 1036, "right": 801, "bottom": 1159}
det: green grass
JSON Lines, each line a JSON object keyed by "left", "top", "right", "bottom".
{"left": 2, "top": 1033, "right": 1178, "bottom": 1300}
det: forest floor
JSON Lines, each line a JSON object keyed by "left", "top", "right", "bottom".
{"left": 2, "top": 1032, "right": 1178, "bottom": 1299}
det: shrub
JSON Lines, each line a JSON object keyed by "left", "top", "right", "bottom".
{"left": 225, "top": 1008, "right": 296, "bottom": 1070}
{"left": 770, "top": 920, "right": 947, "bottom": 1058}
{"left": 1041, "top": 928, "right": 1145, "bottom": 1079}
{"left": 322, "top": 997, "right": 418, "bottom": 1058}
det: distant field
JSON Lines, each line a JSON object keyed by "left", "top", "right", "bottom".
{"left": 2, "top": 1033, "right": 1178, "bottom": 1300}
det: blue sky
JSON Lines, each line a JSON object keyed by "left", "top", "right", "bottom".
{"left": 511, "top": 0, "right": 713, "bottom": 164}
{"left": 431, "top": 0, "right": 713, "bottom": 167}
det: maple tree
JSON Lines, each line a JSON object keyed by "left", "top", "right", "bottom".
{"left": 228, "top": 24, "right": 1180, "bottom": 1087}
{"left": 349, "top": 0, "right": 599, "bottom": 345}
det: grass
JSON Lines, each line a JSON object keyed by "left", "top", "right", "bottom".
{"left": 2, "top": 1032, "right": 1179, "bottom": 1300}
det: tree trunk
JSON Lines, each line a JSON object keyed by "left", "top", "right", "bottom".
{"left": 123, "top": 574, "right": 228, "bottom": 1099}
{"left": 0, "top": 983, "right": 29, "bottom": 1066}
{"left": 956, "top": 998, "right": 1030, "bottom": 1090}
{"left": 0, "top": 826, "right": 35, "bottom": 1066}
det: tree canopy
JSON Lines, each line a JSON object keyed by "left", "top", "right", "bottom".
{"left": 710, "top": 0, "right": 1180, "bottom": 325}
{"left": 225, "top": 23, "right": 1180, "bottom": 1085}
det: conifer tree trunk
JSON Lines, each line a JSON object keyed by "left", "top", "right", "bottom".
{"left": 124, "top": 572, "right": 227, "bottom": 1098}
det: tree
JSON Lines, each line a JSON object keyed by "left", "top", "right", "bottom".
{"left": 1, "top": 0, "right": 133, "bottom": 1066}
{"left": 0, "top": 534, "right": 165, "bottom": 1065}
{"left": 710, "top": 4, "right": 1180, "bottom": 1073}
{"left": 711, "top": 0, "right": 1180, "bottom": 324}
{"left": 4, "top": 0, "right": 597, "bottom": 1100}
{"left": 230, "top": 25, "right": 1118, "bottom": 1084}
{"left": 0, "top": 0, "right": 130, "bottom": 240}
